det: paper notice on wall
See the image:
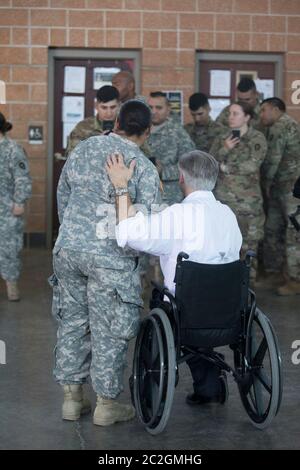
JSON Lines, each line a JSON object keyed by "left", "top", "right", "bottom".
{"left": 165, "top": 90, "right": 183, "bottom": 124}
{"left": 210, "top": 70, "right": 231, "bottom": 97}
{"left": 64, "top": 66, "right": 86, "bottom": 94}
{"left": 255, "top": 79, "right": 274, "bottom": 100}
{"left": 62, "top": 96, "right": 85, "bottom": 123}
{"left": 0, "top": 80, "right": 6, "bottom": 104}
{"left": 63, "top": 122, "right": 76, "bottom": 149}
{"left": 209, "top": 98, "right": 231, "bottom": 121}
{"left": 93, "top": 67, "right": 121, "bottom": 90}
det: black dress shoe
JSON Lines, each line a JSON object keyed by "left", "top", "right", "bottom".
{"left": 186, "top": 373, "right": 228, "bottom": 405}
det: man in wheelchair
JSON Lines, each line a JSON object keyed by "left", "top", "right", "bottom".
{"left": 106, "top": 149, "right": 242, "bottom": 407}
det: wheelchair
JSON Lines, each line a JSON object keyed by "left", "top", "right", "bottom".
{"left": 131, "top": 252, "right": 283, "bottom": 435}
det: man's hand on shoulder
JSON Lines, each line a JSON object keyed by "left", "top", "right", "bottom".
{"left": 105, "top": 152, "right": 136, "bottom": 189}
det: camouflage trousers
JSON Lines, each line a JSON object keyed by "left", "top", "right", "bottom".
{"left": 0, "top": 214, "right": 23, "bottom": 281}
{"left": 263, "top": 183, "right": 300, "bottom": 280}
{"left": 162, "top": 181, "right": 183, "bottom": 205}
{"left": 50, "top": 248, "right": 143, "bottom": 398}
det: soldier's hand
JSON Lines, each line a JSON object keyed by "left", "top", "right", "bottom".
{"left": 12, "top": 203, "right": 25, "bottom": 216}
{"left": 105, "top": 152, "right": 136, "bottom": 188}
{"left": 224, "top": 136, "right": 240, "bottom": 150}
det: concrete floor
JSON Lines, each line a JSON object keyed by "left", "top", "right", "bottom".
{"left": 0, "top": 249, "right": 299, "bottom": 450}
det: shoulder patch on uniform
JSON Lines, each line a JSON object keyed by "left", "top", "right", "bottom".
{"left": 255, "top": 144, "right": 261, "bottom": 151}
{"left": 19, "top": 161, "right": 26, "bottom": 169}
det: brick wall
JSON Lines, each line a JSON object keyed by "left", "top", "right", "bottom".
{"left": 1, "top": 0, "right": 300, "bottom": 237}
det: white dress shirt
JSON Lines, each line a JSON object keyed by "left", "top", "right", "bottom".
{"left": 116, "top": 191, "right": 242, "bottom": 294}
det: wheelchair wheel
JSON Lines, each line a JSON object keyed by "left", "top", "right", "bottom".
{"left": 132, "top": 308, "right": 176, "bottom": 435}
{"left": 235, "top": 307, "right": 283, "bottom": 429}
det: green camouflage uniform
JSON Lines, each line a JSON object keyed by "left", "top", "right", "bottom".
{"left": 216, "top": 101, "right": 262, "bottom": 131}
{"left": 147, "top": 118, "right": 195, "bottom": 205}
{"left": 184, "top": 118, "right": 224, "bottom": 152}
{"left": 0, "top": 137, "right": 31, "bottom": 281}
{"left": 210, "top": 127, "right": 267, "bottom": 262}
{"left": 50, "top": 132, "right": 161, "bottom": 398}
{"left": 65, "top": 116, "right": 104, "bottom": 156}
{"left": 260, "top": 114, "right": 300, "bottom": 280}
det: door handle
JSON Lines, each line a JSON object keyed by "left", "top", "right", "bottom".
{"left": 54, "top": 152, "right": 67, "bottom": 161}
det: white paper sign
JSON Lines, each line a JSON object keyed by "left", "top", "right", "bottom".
{"left": 210, "top": 70, "right": 231, "bottom": 97}
{"left": 209, "top": 99, "right": 231, "bottom": 121}
{"left": 63, "top": 122, "right": 76, "bottom": 149}
{"left": 62, "top": 96, "right": 85, "bottom": 123}
{"left": 93, "top": 67, "right": 120, "bottom": 90}
{"left": 64, "top": 66, "right": 86, "bottom": 94}
{"left": 255, "top": 79, "right": 274, "bottom": 100}
{"left": 0, "top": 80, "right": 6, "bottom": 104}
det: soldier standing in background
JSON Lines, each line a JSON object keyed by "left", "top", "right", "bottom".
{"left": 147, "top": 91, "right": 195, "bottom": 205}
{"left": 260, "top": 97, "right": 300, "bottom": 295}
{"left": 210, "top": 102, "right": 267, "bottom": 280}
{"left": 0, "top": 112, "right": 32, "bottom": 301}
{"left": 50, "top": 100, "right": 161, "bottom": 426}
{"left": 216, "top": 78, "right": 262, "bottom": 130}
{"left": 112, "top": 71, "right": 143, "bottom": 103}
{"left": 65, "top": 85, "right": 120, "bottom": 156}
{"left": 185, "top": 93, "right": 224, "bottom": 152}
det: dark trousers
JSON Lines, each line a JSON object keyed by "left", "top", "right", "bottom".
{"left": 186, "top": 350, "right": 222, "bottom": 398}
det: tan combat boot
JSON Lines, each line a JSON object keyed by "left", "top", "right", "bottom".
{"left": 62, "top": 384, "right": 91, "bottom": 421}
{"left": 6, "top": 281, "right": 20, "bottom": 301}
{"left": 93, "top": 396, "right": 135, "bottom": 426}
{"left": 277, "top": 280, "right": 300, "bottom": 296}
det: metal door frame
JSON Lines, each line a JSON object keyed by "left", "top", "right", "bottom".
{"left": 47, "top": 47, "right": 141, "bottom": 248}
{"left": 195, "top": 52, "right": 283, "bottom": 97}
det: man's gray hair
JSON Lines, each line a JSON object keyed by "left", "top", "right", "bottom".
{"left": 178, "top": 150, "right": 219, "bottom": 191}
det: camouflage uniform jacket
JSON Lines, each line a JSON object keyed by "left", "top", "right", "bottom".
{"left": 260, "top": 114, "right": 300, "bottom": 192}
{"left": 216, "top": 101, "right": 262, "bottom": 131}
{"left": 184, "top": 118, "right": 224, "bottom": 152}
{"left": 210, "top": 127, "right": 267, "bottom": 208}
{"left": 55, "top": 132, "right": 161, "bottom": 259}
{"left": 0, "top": 137, "right": 32, "bottom": 217}
{"left": 65, "top": 116, "right": 104, "bottom": 156}
{"left": 147, "top": 118, "right": 195, "bottom": 182}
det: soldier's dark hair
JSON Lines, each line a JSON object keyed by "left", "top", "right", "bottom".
{"left": 233, "top": 101, "right": 255, "bottom": 119}
{"left": 96, "top": 85, "right": 119, "bottom": 103}
{"left": 149, "top": 91, "right": 169, "bottom": 104}
{"left": 237, "top": 77, "right": 257, "bottom": 92}
{"left": 261, "top": 97, "right": 286, "bottom": 112}
{"left": 118, "top": 99, "right": 151, "bottom": 137}
{"left": 189, "top": 93, "right": 209, "bottom": 111}
{"left": 0, "top": 112, "right": 13, "bottom": 133}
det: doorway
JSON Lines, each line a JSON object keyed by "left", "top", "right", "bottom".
{"left": 47, "top": 48, "right": 141, "bottom": 247}
{"left": 196, "top": 52, "right": 283, "bottom": 120}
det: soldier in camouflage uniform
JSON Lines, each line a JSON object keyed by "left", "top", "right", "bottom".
{"left": 50, "top": 100, "right": 161, "bottom": 426}
{"left": 216, "top": 78, "right": 262, "bottom": 131}
{"left": 260, "top": 97, "right": 300, "bottom": 295}
{"left": 185, "top": 93, "right": 224, "bottom": 152}
{"left": 0, "top": 113, "right": 32, "bottom": 301}
{"left": 210, "top": 102, "right": 267, "bottom": 277}
{"left": 65, "top": 85, "right": 120, "bottom": 156}
{"left": 147, "top": 91, "right": 195, "bottom": 205}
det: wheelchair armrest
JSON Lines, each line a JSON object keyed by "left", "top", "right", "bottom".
{"left": 150, "top": 281, "right": 174, "bottom": 299}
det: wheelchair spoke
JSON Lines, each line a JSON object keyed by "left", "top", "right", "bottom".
{"left": 253, "top": 337, "right": 268, "bottom": 367}
{"left": 254, "top": 369, "right": 272, "bottom": 394}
